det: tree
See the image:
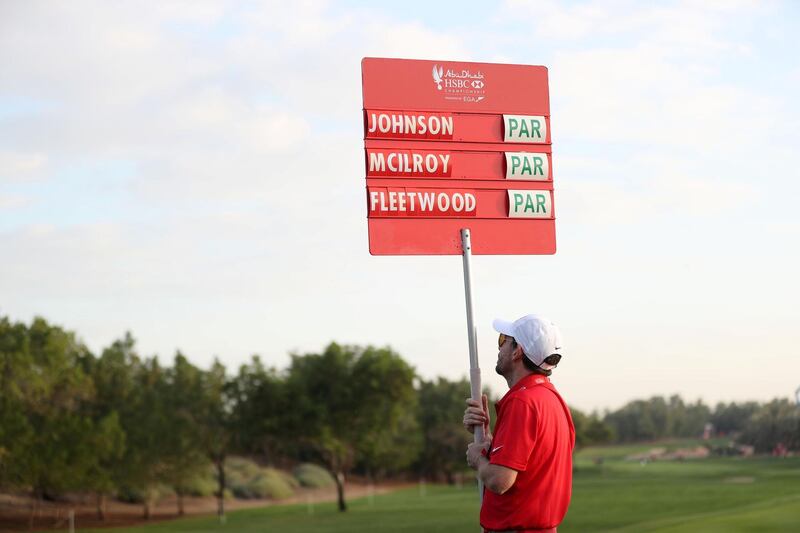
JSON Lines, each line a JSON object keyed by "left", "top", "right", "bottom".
{"left": 0, "top": 317, "right": 124, "bottom": 527}
{"left": 738, "top": 399, "right": 800, "bottom": 453}
{"left": 285, "top": 343, "right": 417, "bottom": 511}
{"left": 604, "top": 396, "right": 681, "bottom": 442}
{"left": 604, "top": 399, "right": 657, "bottom": 442}
{"left": 96, "top": 345, "right": 232, "bottom": 521}
{"left": 88, "top": 333, "right": 140, "bottom": 519}
{"left": 195, "top": 359, "right": 231, "bottom": 521}
{"left": 81, "top": 412, "right": 125, "bottom": 520}
{"left": 0, "top": 317, "right": 34, "bottom": 490}
{"left": 122, "top": 356, "right": 173, "bottom": 519}
{"left": 711, "top": 401, "right": 760, "bottom": 436}
{"left": 677, "top": 399, "right": 711, "bottom": 438}
{"left": 162, "top": 353, "right": 212, "bottom": 516}
{"left": 353, "top": 349, "right": 421, "bottom": 480}
{"left": 571, "top": 407, "right": 613, "bottom": 449}
{"left": 227, "top": 356, "right": 285, "bottom": 462}
{"left": 584, "top": 412, "right": 614, "bottom": 445}
{"left": 415, "top": 377, "right": 474, "bottom": 483}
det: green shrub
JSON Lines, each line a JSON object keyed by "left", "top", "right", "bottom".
{"left": 225, "top": 457, "right": 295, "bottom": 500}
{"left": 116, "top": 483, "right": 174, "bottom": 504}
{"left": 247, "top": 469, "right": 294, "bottom": 499}
{"left": 179, "top": 474, "right": 217, "bottom": 497}
{"left": 226, "top": 457, "right": 262, "bottom": 479}
{"left": 226, "top": 457, "right": 258, "bottom": 498}
{"left": 227, "top": 470, "right": 252, "bottom": 499}
{"left": 293, "top": 463, "right": 335, "bottom": 488}
{"left": 170, "top": 463, "right": 218, "bottom": 497}
{"left": 280, "top": 469, "right": 300, "bottom": 490}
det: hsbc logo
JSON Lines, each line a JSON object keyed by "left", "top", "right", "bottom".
{"left": 431, "top": 63, "right": 487, "bottom": 103}
{"left": 432, "top": 65, "right": 444, "bottom": 90}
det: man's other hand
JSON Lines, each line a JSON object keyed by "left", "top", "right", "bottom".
{"left": 466, "top": 436, "right": 491, "bottom": 470}
{"left": 463, "top": 393, "right": 491, "bottom": 436}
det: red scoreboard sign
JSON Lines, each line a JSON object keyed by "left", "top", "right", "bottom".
{"left": 362, "top": 57, "right": 556, "bottom": 255}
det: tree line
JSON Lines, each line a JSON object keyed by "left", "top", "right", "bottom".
{"left": 598, "top": 394, "right": 799, "bottom": 452}
{"left": 1, "top": 316, "right": 797, "bottom": 521}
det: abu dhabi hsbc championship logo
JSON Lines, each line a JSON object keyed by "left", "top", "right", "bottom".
{"left": 432, "top": 65, "right": 444, "bottom": 90}
{"left": 431, "top": 64, "right": 486, "bottom": 103}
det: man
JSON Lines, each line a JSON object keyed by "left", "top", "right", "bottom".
{"left": 463, "top": 314, "right": 575, "bottom": 533}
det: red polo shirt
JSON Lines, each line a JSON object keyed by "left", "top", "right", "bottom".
{"left": 481, "top": 373, "right": 575, "bottom": 531}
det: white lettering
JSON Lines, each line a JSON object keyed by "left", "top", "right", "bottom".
{"left": 375, "top": 151, "right": 452, "bottom": 175}
{"left": 369, "top": 190, "right": 476, "bottom": 215}
{"left": 425, "top": 154, "right": 436, "bottom": 173}
{"left": 367, "top": 113, "right": 453, "bottom": 138}
{"left": 369, "top": 152, "right": 385, "bottom": 173}
{"left": 419, "top": 192, "right": 435, "bottom": 211}
{"left": 442, "top": 116, "right": 453, "bottom": 136}
{"left": 401, "top": 153, "right": 411, "bottom": 173}
{"left": 391, "top": 114, "right": 403, "bottom": 133}
{"left": 429, "top": 116, "right": 441, "bottom": 135}
{"left": 437, "top": 192, "right": 450, "bottom": 211}
{"left": 465, "top": 193, "right": 476, "bottom": 212}
{"left": 412, "top": 153, "right": 423, "bottom": 173}
{"left": 387, "top": 153, "right": 398, "bottom": 172}
{"left": 452, "top": 193, "right": 464, "bottom": 212}
{"left": 378, "top": 114, "right": 390, "bottom": 133}
{"left": 439, "top": 154, "right": 450, "bottom": 174}
{"left": 404, "top": 115, "right": 417, "bottom": 135}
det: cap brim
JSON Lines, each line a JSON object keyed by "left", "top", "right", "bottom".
{"left": 492, "top": 318, "right": 515, "bottom": 336}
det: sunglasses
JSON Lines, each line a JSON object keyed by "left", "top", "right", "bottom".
{"left": 498, "top": 333, "right": 515, "bottom": 349}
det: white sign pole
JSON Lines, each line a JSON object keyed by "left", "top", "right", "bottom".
{"left": 460, "top": 229, "right": 484, "bottom": 506}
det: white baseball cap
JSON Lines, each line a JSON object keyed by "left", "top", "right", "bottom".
{"left": 492, "top": 314, "right": 563, "bottom": 370}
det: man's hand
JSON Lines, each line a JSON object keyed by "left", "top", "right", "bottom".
{"left": 463, "top": 393, "right": 491, "bottom": 437}
{"left": 466, "top": 436, "right": 491, "bottom": 470}
{"left": 466, "top": 436, "right": 518, "bottom": 494}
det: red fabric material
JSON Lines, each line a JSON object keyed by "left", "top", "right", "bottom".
{"left": 484, "top": 529, "right": 556, "bottom": 533}
{"left": 480, "top": 374, "right": 575, "bottom": 531}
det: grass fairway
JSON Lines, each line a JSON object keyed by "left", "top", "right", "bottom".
{"left": 86, "top": 444, "right": 800, "bottom": 532}
{"left": 566, "top": 442, "right": 800, "bottom": 532}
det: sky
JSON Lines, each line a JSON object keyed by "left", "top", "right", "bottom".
{"left": 1, "top": 0, "right": 799, "bottom": 412}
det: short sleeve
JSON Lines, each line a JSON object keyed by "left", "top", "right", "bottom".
{"left": 489, "top": 397, "right": 537, "bottom": 471}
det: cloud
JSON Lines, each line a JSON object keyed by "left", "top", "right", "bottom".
{"left": 503, "top": 0, "right": 761, "bottom": 48}
{"left": 491, "top": 1, "right": 778, "bottom": 151}
{"left": 0, "top": 194, "right": 31, "bottom": 210}
{"left": 488, "top": 1, "right": 781, "bottom": 228}
{"left": 552, "top": 46, "right": 777, "bottom": 150}
{"left": 0, "top": 0, "right": 474, "bottom": 366}
{"left": 0, "top": 0, "right": 469, "bottom": 195}
{"left": 0, "top": 151, "right": 47, "bottom": 182}
{"left": 555, "top": 145, "right": 761, "bottom": 228}
{"left": 0, "top": 3, "right": 215, "bottom": 106}
{"left": 0, "top": 1, "right": 797, "bottom": 408}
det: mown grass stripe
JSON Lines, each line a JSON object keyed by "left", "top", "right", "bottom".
{"left": 605, "top": 493, "right": 800, "bottom": 533}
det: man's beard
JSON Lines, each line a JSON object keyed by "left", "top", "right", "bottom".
{"left": 495, "top": 362, "right": 503, "bottom": 376}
